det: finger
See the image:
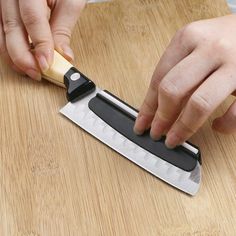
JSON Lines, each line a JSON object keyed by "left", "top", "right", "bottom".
{"left": 0, "top": 2, "right": 20, "bottom": 73}
{"left": 19, "top": 0, "right": 54, "bottom": 71}
{"left": 0, "top": 6, "right": 22, "bottom": 74}
{"left": 1, "top": 51, "right": 24, "bottom": 74}
{"left": 165, "top": 65, "right": 236, "bottom": 148}
{"left": 134, "top": 25, "right": 198, "bottom": 135}
{"left": 50, "top": 0, "right": 86, "bottom": 61}
{"left": 212, "top": 100, "right": 236, "bottom": 133}
{"left": 149, "top": 48, "right": 221, "bottom": 140}
{"left": 1, "top": 0, "right": 40, "bottom": 79}
{"left": 0, "top": 37, "right": 23, "bottom": 74}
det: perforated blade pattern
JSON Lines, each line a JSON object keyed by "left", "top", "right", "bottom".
{"left": 60, "top": 89, "right": 201, "bottom": 195}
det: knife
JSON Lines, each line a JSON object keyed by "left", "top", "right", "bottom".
{"left": 42, "top": 51, "right": 202, "bottom": 195}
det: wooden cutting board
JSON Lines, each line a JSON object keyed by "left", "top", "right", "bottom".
{"left": 0, "top": 0, "right": 234, "bottom": 235}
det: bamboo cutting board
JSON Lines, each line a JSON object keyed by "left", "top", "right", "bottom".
{"left": 0, "top": 0, "right": 235, "bottom": 235}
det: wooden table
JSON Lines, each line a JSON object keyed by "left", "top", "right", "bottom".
{"left": 0, "top": 0, "right": 235, "bottom": 235}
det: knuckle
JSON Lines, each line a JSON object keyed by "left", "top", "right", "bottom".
{"left": 142, "top": 98, "right": 155, "bottom": 114}
{"left": 3, "top": 18, "right": 21, "bottom": 34}
{"left": 159, "top": 80, "right": 179, "bottom": 100}
{"left": 150, "top": 77, "right": 160, "bottom": 91}
{"left": 176, "top": 22, "right": 200, "bottom": 43}
{"left": 34, "top": 39, "right": 52, "bottom": 52}
{"left": 52, "top": 27, "right": 71, "bottom": 40}
{"left": 211, "top": 38, "right": 233, "bottom": 54}
{"left": 31, "top": 36, "right": 52, "bottom": 49}
{"left": 177, "top": 119, "right": 195, "bottom": 134}
{"left": 189, "top": 93, "right": 212, "bottom": 114}
{"left": 182, "top": 23, "right": 199, "bottom": 38}
{"left": 21, "top": 7, "right": 42, "bottom": 26}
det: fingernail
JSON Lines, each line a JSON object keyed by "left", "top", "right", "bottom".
{"left": 61, "top": 45, "right": 74, "bottom": 61}
{"left": 134, "top": 115, "right": 147, "bottom": 135}
{"left": 36, "top": 55, "right": 50, "bottom": 72}
{"left": 26, "top": 69, "right": 41, "bottom": 81}
{"left": 150, "top": 120, "right": 162, "bottom": 140}
{"left": 165, "top": 132, "right": 181, "bottom": 149}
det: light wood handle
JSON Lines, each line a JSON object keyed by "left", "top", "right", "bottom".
{"left": 42, "top": 50, "right": 73, "bottom": 87}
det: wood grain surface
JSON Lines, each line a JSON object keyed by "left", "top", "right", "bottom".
{"left": 0, "top": 0, "right": 235, "bottom": 235}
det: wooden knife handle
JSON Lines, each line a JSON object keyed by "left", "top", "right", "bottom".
{"left": 42, "top": 51, "right": 96, "bottom": 102}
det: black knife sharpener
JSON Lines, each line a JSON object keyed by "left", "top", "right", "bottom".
{"left": 88, "top": 90, "right": 201, "bottom": 172}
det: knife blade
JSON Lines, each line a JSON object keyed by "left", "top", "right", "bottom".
{"left": 42, "top": 51, "right": 201, "bottom": 195}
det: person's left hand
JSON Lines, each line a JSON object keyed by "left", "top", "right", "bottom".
{"left": 0, "top": 0, "right": 86, "bottom": 80}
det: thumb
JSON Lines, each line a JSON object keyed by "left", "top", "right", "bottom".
{"left": 50, "top": 0, "right": 86, "bottom": 61}
{"left": 212, "top": 100, "right": 236, "bottom": 134}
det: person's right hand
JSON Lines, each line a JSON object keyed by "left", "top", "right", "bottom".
{"left": 0, "top": 0, "right": 86, "bottom": 80}
{"left": 134, "top": 15, "right": 236, "bottom": 148}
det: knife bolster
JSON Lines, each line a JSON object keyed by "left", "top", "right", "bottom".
{"left": 64, "top": 67, "right": 96, "bottom": 102}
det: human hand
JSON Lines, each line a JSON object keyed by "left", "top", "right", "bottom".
{"left": 0, "top": 0, "right": 85, "bottom": 80}
{"left": 134, "top": 15, "right": 236, "bottom": 148}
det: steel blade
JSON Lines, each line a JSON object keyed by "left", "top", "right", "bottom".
{"left": 60, "top": 88, "right": 201, "bottom": 195}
